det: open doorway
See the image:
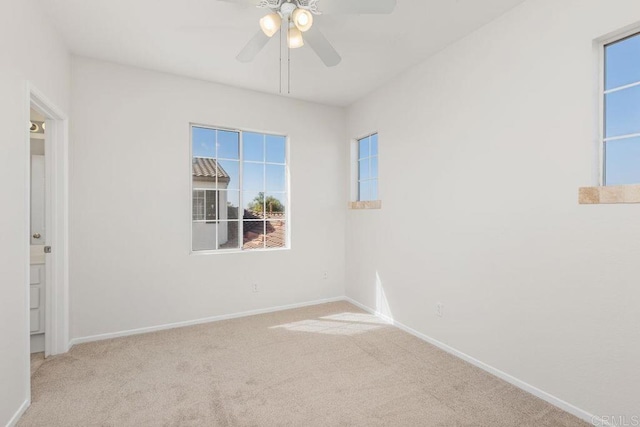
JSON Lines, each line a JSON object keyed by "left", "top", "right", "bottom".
{"left": 29, "top": 108, "right": 47, "bottom": 369}
{"left": 26, "top": 86, "right": 69, "bottom": 387}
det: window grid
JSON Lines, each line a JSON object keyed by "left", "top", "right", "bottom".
{"left": 192, "top": 190, "right": 205, "bottom": 221}
{"left": 602, "top": 32, "right": 640, "bottom": 186}
{"left": 191, "top": 125, "right": 288, "bottom": 253}
{"left": 357, "top": 133, "right": 379, "bottom": 201}
{"left": 192, "top": 189, "right": 219, "bottom": 223}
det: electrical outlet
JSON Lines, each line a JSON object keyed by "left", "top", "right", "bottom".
{"left": 252, "top": 283, "right": 259, "bottom": 293}
{"left": 322, "top": 271, "right": 328, "bottom": 280}
{"left": 436, "top": 302, "right": 444, "bottom": 318}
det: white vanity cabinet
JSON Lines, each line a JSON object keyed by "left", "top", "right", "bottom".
{"left": 30, "top": 264, "right": 45, "bottom": 352}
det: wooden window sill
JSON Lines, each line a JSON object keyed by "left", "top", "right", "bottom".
{"left": 349, "top": 200, "right": 382, "bottom": 210}
{"left": 579, "top": 185, "right": 640, "bottom": 204}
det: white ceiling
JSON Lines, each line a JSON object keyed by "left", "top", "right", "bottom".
{"left": 39, "top": 0, "right": 526, "bottom": 106}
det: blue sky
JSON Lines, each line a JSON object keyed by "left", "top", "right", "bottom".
{"left": 192, "top": 127, "right": 287, "bottom": 209}
{"left": 606, "top": 137, "right": 640, "bottom": 185}
{"left": 605, "top": 33, "right": 640, "bottom": 90}
{"left": 604, "top": 33, "right": 640, "bottom": 185}
{"left": 358, "top": 134, "right": 379, "bottom": 201}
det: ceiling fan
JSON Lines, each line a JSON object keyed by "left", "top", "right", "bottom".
{"left": 219, "top": 0, "right": 397, "bottom": 67}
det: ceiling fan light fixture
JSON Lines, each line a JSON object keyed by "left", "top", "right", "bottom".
{"left": 292, "top": 8, "right": 313, "bottom": 32}
{"left": 259, "top": 12, "right": 281, "bottom": 38}
{"left": 287, "top": 25, "right": 304, "bottom": 49}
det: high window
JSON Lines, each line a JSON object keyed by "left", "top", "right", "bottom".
{"left": 357, "top": 133, "right": 379, "bottom": 201}
{"left": 603, "top": 32, "right": 640, "bottom": 185}
{"left": 191, "top": 125, "right": 288, "bottom": 252}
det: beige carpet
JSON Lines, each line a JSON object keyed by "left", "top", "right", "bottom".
{"left": 30, "top": 353, "right": 45, "bottom": 377}
{"left": 20, "top": 302, "right": 588, "bottom": 426}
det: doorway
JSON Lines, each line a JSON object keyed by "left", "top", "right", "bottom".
{"left": 26, "top": 85, "right": 69, "bottom": 384}
{"left": 29, "top": 108, "right": 47, "bottom": 359}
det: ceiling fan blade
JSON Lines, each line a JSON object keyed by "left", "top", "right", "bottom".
{"left": 317, "top": 0, "right": 396, "bottom": 14}
{"left": 237, "top": 30, "right": 271, "bottom": 62}
{"left": 304, "top": 26, "right": 341, "bottom": 67}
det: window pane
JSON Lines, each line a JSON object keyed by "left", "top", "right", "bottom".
{"left": 266, "top": 135, "right": 286, "bottom": 164}
{"left": 217, "top": 160, "right": 239, "bottom": 191}
{"left": 192, "top": 127, "right": 216, "bottom": 157}
{"left": 192, "top": 190, "right": 205, "bottom": 221}
{"left": 371, "top": 179, "right": 378, "bottom": 200}
{"left": 220, "top": 190, "right": 240, "bottom": 220}
{"left": 265, "top": 220, "right": 286, "bottom": 249}
{"left": 192, "top": 221, "right": 216, "bottom": 251}
{"left": 265, "top": 192, "right": 286, "bottom": 218}
{"left": 606, "top": 33, "right": 640, "bottom": 91}
{"left": 266, "top": 164, "right": 286, "bottom": 192}
{"left": 243, "top": 162, "right": 264, "bottom": 191}
{"left": 217, "top": 130, "right": 239, "bottom": 160}
{"left": 205, "top": 190, "right": 218, "bottom": 221}
{"left": 605, "top": 85, "right": 640, "bottom": 138}
{"left": 359, "top": 159, "right": 370, "bottom": 180}
{"left": 219, "top": 220, "right": 240, "bottom": 250}
{"left": 605, "top": 137, "right": 640, "bottom": 185}
{"left": 243, "top": 190, "right": 266, "bottom": 219}
{"left": 243, "top": 220, "right": 265, "bottom": 250}
{"left": 243, "top": 132, "right": 264, "bottom": 162}
{"left": 371, "top": 134, "right": 378, "bottom": 156}
{"left": 359, "top": 181, "right": 371, "bottom": 202}
{"left": 370, "top": 156, "right": 378, "bottom": 180}
{"left": 359, "top": 137, "right": 369, "bottom": 159}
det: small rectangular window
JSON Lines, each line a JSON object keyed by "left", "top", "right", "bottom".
{"left": 192, "top": 189, "right": 219, "bottom": 222}
{"left": 357, "top": 133, "right": 379, "bottom": 201}
{"left": 192, "top": 190, "right": 205, "bottom": 221}
{"left": 603, "top": 32, "right": 640, "bottom": 186}
{"left": 191, "top": 125, "right": 288, "bottom": 252}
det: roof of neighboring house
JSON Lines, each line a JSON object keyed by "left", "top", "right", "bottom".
{"left": 192, "top": 157, "right": 230, "bottom": 182}
{"left": 219, "top": 216, "right": 286, "bottom": 250}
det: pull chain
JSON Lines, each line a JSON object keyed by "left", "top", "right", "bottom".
{"left": 288, "top": 18, "right": 291, "bottom": 94}
{"left": 279, "top": 24, "right": 282, "bottom": 94}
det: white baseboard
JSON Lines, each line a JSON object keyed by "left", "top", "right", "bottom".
{"left": 5, "top": 399, "right": 29, "bottom": 427}
{"left": 343, "top": 296, "right": 606, "bottom": 427}
{"left": 69, "top": 296, "right": 345, "bottom": 347}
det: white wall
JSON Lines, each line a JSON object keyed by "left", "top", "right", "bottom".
{"left": 0, "top": 0, "right": 70, "bottom": 425}
{"left": 69, "top": 57, "right": 346, "bottom": 340}
{"left": 346, "top": 0, "right": 640, "bottom": 421}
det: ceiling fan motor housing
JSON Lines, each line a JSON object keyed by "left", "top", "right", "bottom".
{"left": 279, "top": 2, "right": 297, "bottom": 18}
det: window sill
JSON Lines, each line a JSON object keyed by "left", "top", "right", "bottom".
{"left": 349, "top": 200, "right": 382, "bottom": 210}
{"left": 579, "top": 185, "right": 640, "bottom": 204}
{"left": 191, "top": 247, "right": 291, "bottom": 255}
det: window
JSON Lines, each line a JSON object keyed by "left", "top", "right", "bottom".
{"left": 192, "top": 190, "right": 205, "bottom": 221}
{"left": 192, "top": 190, "right": 218, "bottom": 222}
{"left": 191, "top": 125, "right": 288, "bottom": 252}
{"left": 357, "top": 133, "right": 379, "bottom": 201}
{"left": 603, "top": 32, "right": 640, "bottom": 186}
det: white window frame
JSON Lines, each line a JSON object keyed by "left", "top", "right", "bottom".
{"left": 192, "top": 189, "right": 205, "bottom": 221}
{"left": 356, "top": 132, "right": 379, "bottom": 202}
{"left": 192, "top": 189, "right": 219, "bottom": 222}
{"left": 599, "top": 27, "right": 640, "bottom": 186}
{"left": 189, "top": 123, "right": 290, "bottom": 254}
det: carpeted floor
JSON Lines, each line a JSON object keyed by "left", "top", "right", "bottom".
{"left": 20, "top": 301, "right": 589, "bottom": 426}
{"left": 30, "top": 352, "right": 45, "bottom": 377}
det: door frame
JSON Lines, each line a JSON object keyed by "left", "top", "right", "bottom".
{"left": 25, "top": 82, "right": 69, "bottom": 368}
